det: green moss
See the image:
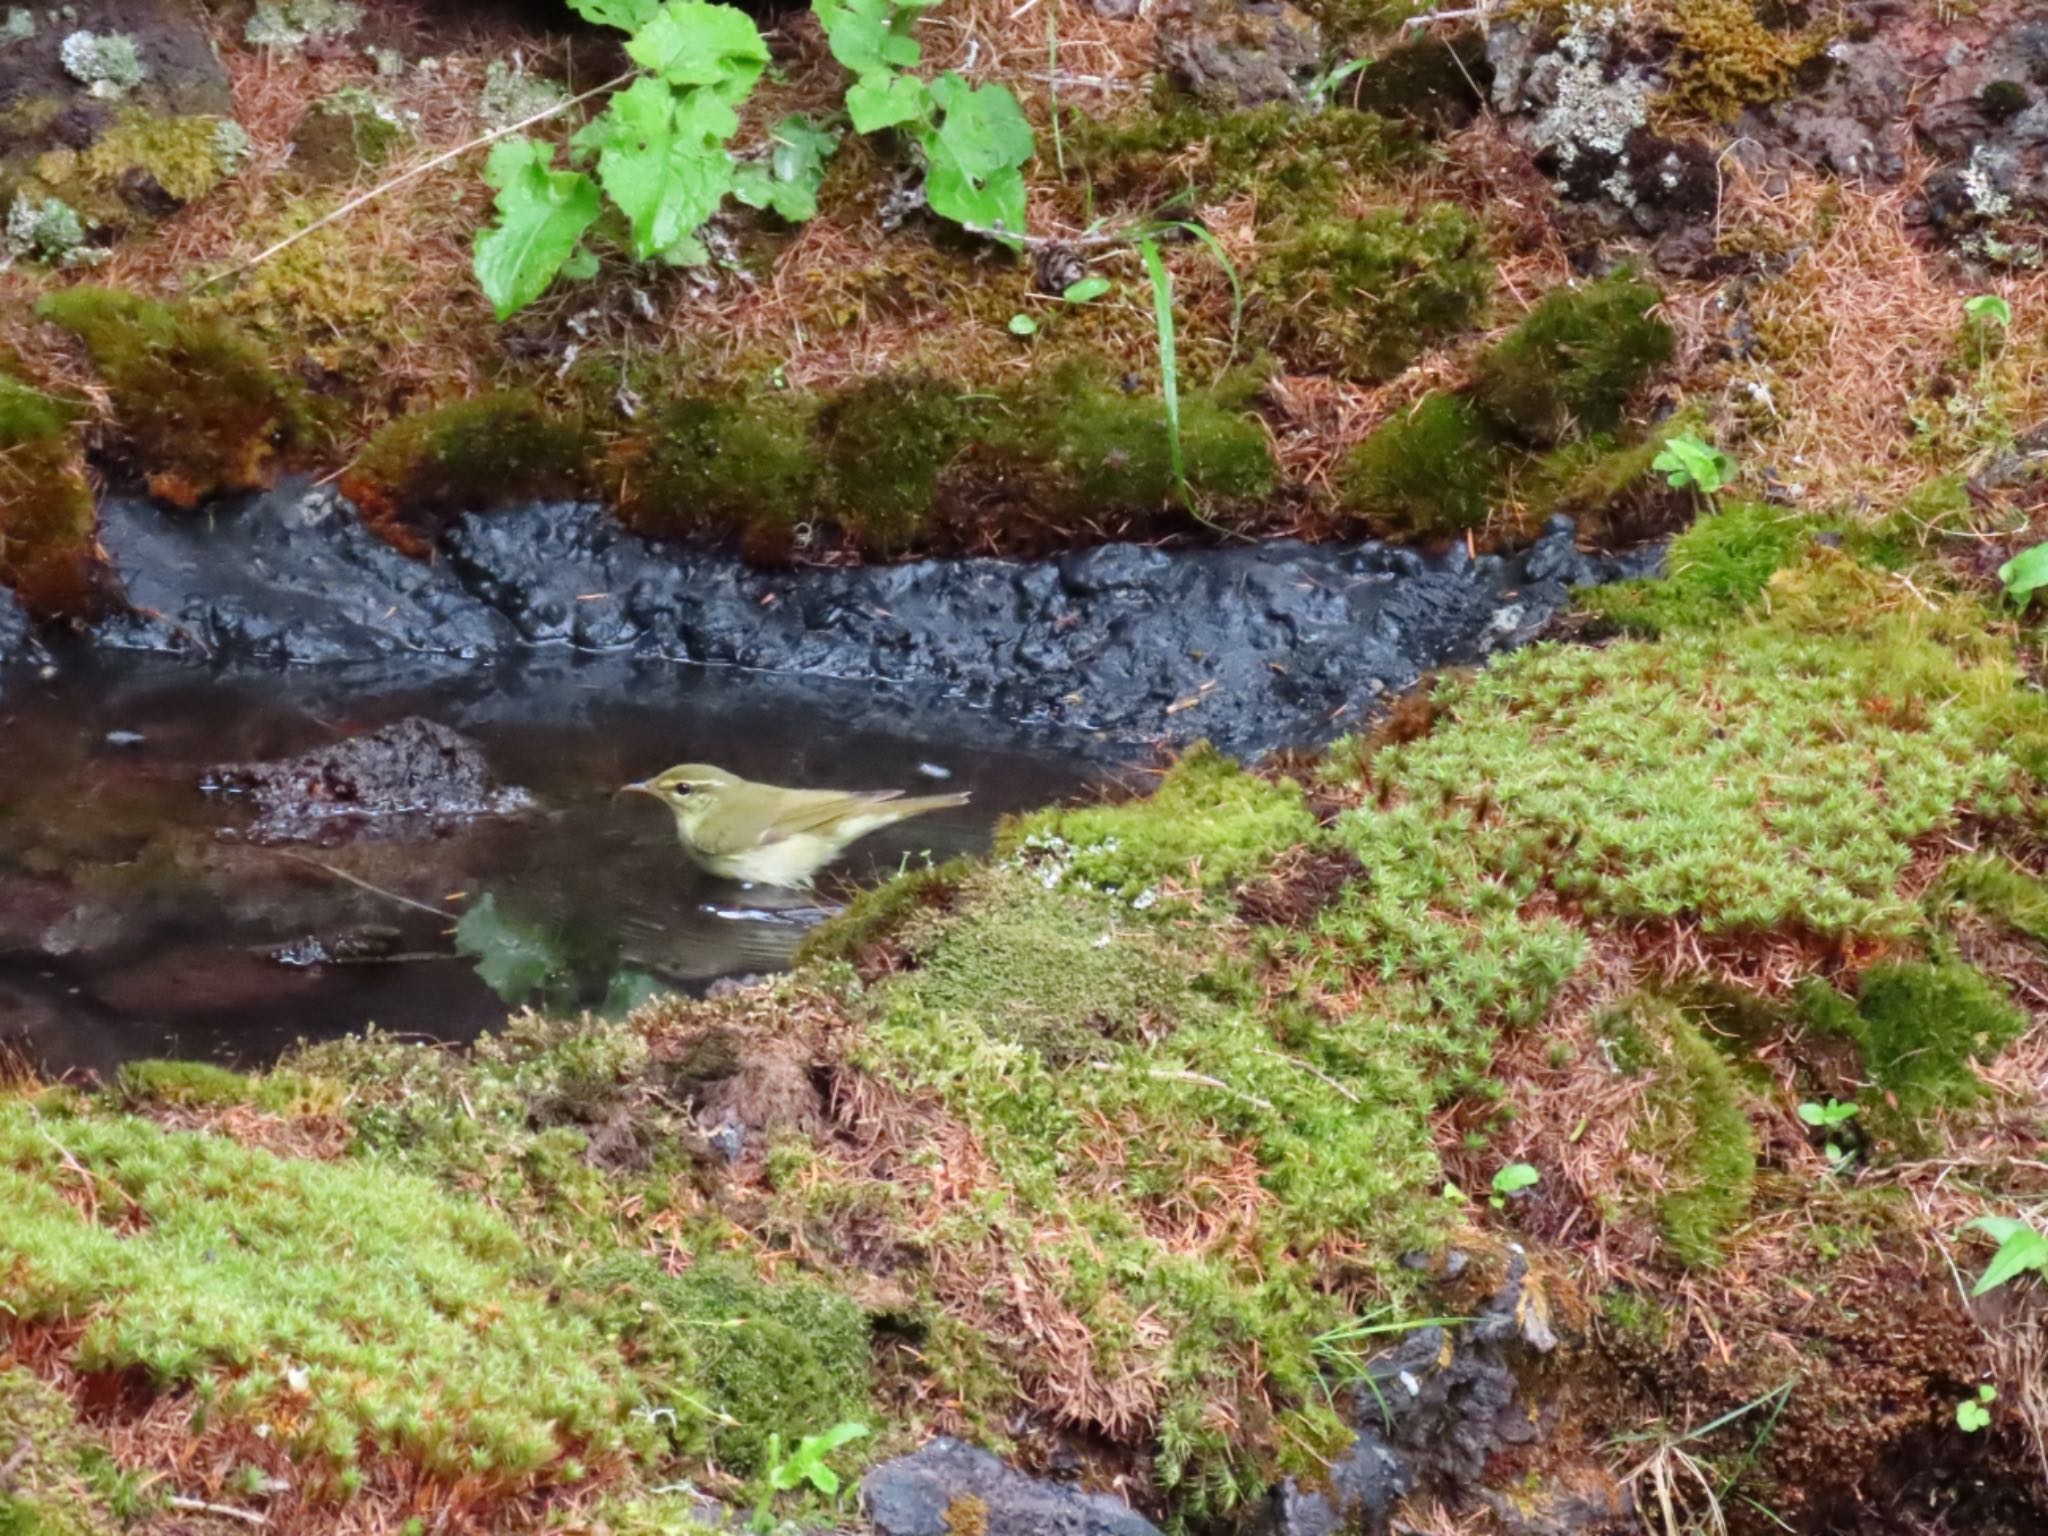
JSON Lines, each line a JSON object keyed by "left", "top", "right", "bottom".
{"left": 796, "top": 856, "right": 972, "bottom": 969}
{"left": 1254, "top": 206, "right": 1491, "bottom": 380}
{"left": 889, "top": 868, "right": 1217, "bottom": 1063}
{"left": 1809, "top": 961, "right": 2026, "bottom": 1144}
{"left": 1663, "top": 0, "right": 1829, "bottom": 121}
{"left": 569, "top": 1254, "right": 870, "bottom": 1477}
{"left": 289, "top": 88, "right": 407, "bottom": 180}
{"left": 1522, "top": 426, "right": 1690, "bottom": 545}
{"left": 1004, "top": 364, "right": 1275, "bottom": 524}
{"left": 1937, "top": 853, "right": 2048, "bottom": 944}
{"left": 1622, "top": 997, "right": 1756, "bottom": 1266}
{"left": 0, "top": 1369, "right": 127, "bottom": 1536}
{"left": 1581, "top": 501, "right": 1820, "bottom": 635}
{"left": 1337, "top": 392, "right": 1503, "bottom": 535}
{"left": 0, "top": 1099, "right": 640, "bottom": 1493}
{"left": 1335, "top": 565, "right": 2044, "bottom": 937}
{"left": 36, "top": 286, "right": 293, "bottom": 508}
{"left": 1470, "top": 272, "right": 1674, "bottom": 446}
{"left": 341, "top": 390, "right": 597, "bottom": 555}
{"left": 82, "top": 109, "right": 235, "bottom": 204}
{"left": 1070, "top": 97, "right": 1424, "bottom": 210}
{"left": 113, "top": 1058, "right": 334, "bottom": 1115}
{"left": 1004, "top": 743, "right": 1319, "bottom": 905}
{"left": 818, "top": 376, "right": 977, "bottom": 553}
{"left": 1599, "top": 1288, "right": 1674, "bottom": 1348}
{"left": 0, "top": 374, "right": 99, "bottom": 618}
{"left": 614, "top": 392, "right": 819, "bottom": 552}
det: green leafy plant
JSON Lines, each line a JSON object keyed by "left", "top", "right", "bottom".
{"left": 1957, "top": 1383, "right": 1996, "bottom": 1433}
{"left": 1490, "top": 1162, "right": 1539, "bottom": 1210}
{"left": 1970, "top": 1214, "right": 2048, "bottom": 1296}
{"left": 751, "top": 1421, "right": 868, "bottom": 1529}
{"left": 814, "top": 0, "right": 1034, "bottom": 240}
{"left": 473, "top": 0, "right": 773, "bottom": 317}
{"left": 1652, "top": 432, "right": 1735, "bottom": 501}
{"left": 1999, "top": 542, "right": 2048, "bottom": 609}
{"left": 1798, "top": 1097, "right": 1859, "bottom": 1169}
{"left": 1063, "top": 275, "right": 1111, "bottom": 304}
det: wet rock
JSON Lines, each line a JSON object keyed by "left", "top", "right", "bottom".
{"left": 862, "top": 1437, "right": 1161, "bottom": 1536}
{"left": 1253, "top": 1251, "right": 1614, "bottom": 1536}
{"left": 201, "top": 717, "right": 533, "bottom": 845}
{"left": 88, "top": 484, "right": 1658, "bottom": 758}
{"left": 0, "top": 0, "right": 232, "bottom": 189}
{"left": 1155, "top": 0, "right": 1322, "bottom": 108}
{"left": 0, "top": 593, "right": 28, "bottom": 667}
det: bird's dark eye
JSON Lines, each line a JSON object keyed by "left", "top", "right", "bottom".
{"left": 672, "top": 784, "right": 692, "bottom": 796}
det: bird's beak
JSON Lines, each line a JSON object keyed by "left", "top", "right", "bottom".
{"left": 618, "top": 781, "right": 659, "bottom": 800}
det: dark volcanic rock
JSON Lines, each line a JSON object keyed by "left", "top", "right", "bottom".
{"left": 83, "top": 482, "right": 1658, "bottom": 757}
{"left": 1253, "top": 1252, "right": 1626, "bottom": 1536}
{"left": 862, "top": 1437, "right": 1161, "bottom": 1536}
{"left": 201, "top": 717, "right": 533, "bottom": 844}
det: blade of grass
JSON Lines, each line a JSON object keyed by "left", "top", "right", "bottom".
{"left": 1138, "top": 235, "right": 1184, "bottom": 507}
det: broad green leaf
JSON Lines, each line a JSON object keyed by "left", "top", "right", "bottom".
{"left": 1958, "top": 1397, "right": 1992, "bottom": 1432}
{"left": 454, "top": 893, "right": 565, "bottom": 1002}
{"left": 1999, "top": 540, "right": 2048, "bottom": 608}
{"left": 809, "top": 1465, "right": 842, "bottom": 1496}
{"left": 1970, "top": 1217, "right": 2048, "bottom": 1295}
{"left": 1062, "top": 275, "right": 1111, "bottom": 303}
{"left": 473, "top": 138, "right": 603, "bottom": 319}
{"left": 1007, "top": 312, "right": 1037, "bottom": 335}
{"left": 581, "top": 80, "right": 738, "bottom": 259}
{"left": 923, "top": 154, "right": 1026, "bottom": 241}
{"left": 732, "top": 113, "right": 839, "bottom": 221}
{"left": 1964, "top": 293, "right": 2013, "bottom": 327}
{"left": 1491, "top": 1162, "right": 1540, "bottom": 1196}
{"left": 627, "top": 0, "right": 769, "bottom": 99}
{"left": 927, "top": 72, "right": 1033, "bottom": 181}
{"left": 568, "top": 0, "right": 663, "bottom": 29}
{"left": 846, "top": 71, "right": 928, "bottom": 133}
{"left": 814, "top": 0, "right": 925, "bottom": 77}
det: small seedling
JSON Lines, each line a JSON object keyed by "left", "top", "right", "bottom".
{"left": 752, "top": 1421, "right": 869, "bottom": 1530}
{"left": 1798, "top": 1099, "right": 1859, "bottom": 1169}
{"left": 1652, "top": 432, "right": 1735, "bottom": 500}
{"left": 1999, "top": 542, "right": 2048, "bottom": 609}
{"left": 1964, "top": 294, "right": 2013, "bottom": 329}
{"left": 1007, "top": 312, "right": 1038, "bottom": 336}
{"left": 1969, "top": 1215, "right": 2048, "bottom": 1296}
{"left": 1062, "top": 275, "right": 1111, "bottom": 304}
{"left": 1489, "top": 1162, "right": 1539, "bottom": 1210}
{"left": 1957, "top": 1383, "right": 1996, "bottom": 1433}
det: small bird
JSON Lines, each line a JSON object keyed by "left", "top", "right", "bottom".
{"left": 621, "top": 763, "right": 970, "bottom": 888}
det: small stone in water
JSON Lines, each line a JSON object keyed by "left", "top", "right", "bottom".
{"left": 916, "top": 762, "right": 953, "bottom": 779}
{"left": 104, "top": 730, "right": 146, "bottom": 748}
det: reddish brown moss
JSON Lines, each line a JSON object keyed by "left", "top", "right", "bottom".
{"left": 35, "top": 286, "right": 294, "bottom": 510}
{"left": 340, "top": 391, "right": 599, "bottom": 557}
{"left": 0, "top": 375, "right": 110, "bottom": 620}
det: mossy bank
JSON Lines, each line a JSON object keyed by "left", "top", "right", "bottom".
{"left": 8, "top": 499, "right": 2048, "bottom": 1532}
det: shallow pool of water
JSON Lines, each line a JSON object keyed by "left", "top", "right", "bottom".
{"left": 0, "top": 651, "right": 1099, "bottom": 1076}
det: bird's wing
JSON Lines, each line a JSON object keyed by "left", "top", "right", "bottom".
{"left": 693, "top": 786, "right": 903, "bottom": 856}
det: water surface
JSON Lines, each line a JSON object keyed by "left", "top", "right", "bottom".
{"left": 0, "top": 651, "right": 1099, "bottom": 1076}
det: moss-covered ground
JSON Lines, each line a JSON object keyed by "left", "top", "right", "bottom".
{"left": 7, "top": 496, "right": 2048, "bottom": 1531}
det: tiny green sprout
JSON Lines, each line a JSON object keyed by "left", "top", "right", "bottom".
{"left": 1969, "top": 1215, "right": 2048, "bottom": 1296}
{"left": 753, "top": 1421, "right": 869, "bottom": 1529}
{"left": 1999, "top": 542, "right": 2048, "bottom": 609}
{"left": 1798, "top": 1098, "right": 1858, "bottom": 1129}
{"left": 1957, "top": 1383, "right": 1996, "bottom": 1433}
{"left": 1489, "top": 1162, "right": 1539, "bottom": 1210}
{"left": 1007, "top": 312, "right": 1039, "bottom": 337}
{"left": 1652, "top": 432, "right": 1735, "bottom": 499}
{"left": 1964, "top": 294, "right": 2013, "bottom": 329}
{"left": 1062, "top": 275, "right": 1111, "bottom": 304}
